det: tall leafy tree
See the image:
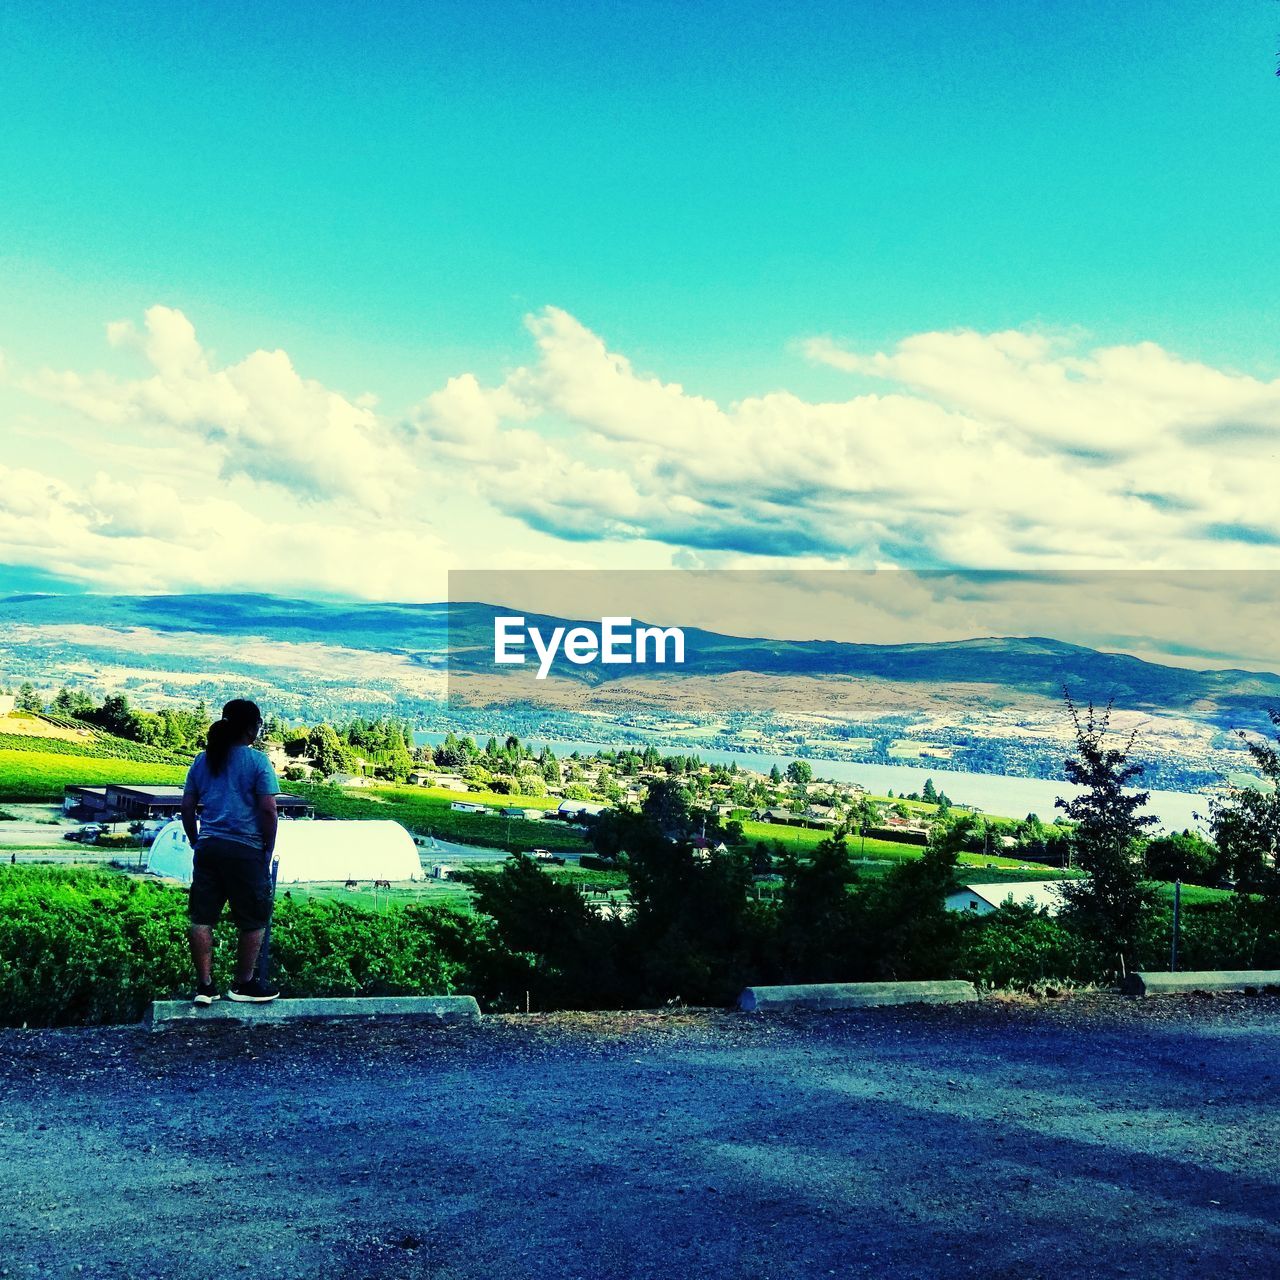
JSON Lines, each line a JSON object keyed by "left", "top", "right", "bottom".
{"left": 785, "top": 760, "right": 813, "bottom": 786}
{"left": 1054, "top": 693, "right": 1157, "bottom": 959}
{"left": 15, "top": 682, "right": 42, "bottom": 713}
{"left": 1210, "top": 707, "right": 1280, "bottom": 894}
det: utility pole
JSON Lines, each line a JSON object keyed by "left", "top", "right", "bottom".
{"left": 1171, "top": 879, "right": 1181, "bottom": 972}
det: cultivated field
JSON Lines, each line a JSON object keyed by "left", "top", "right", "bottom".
{"left": 0, "top": 748, "right": 186, "bottom": 802}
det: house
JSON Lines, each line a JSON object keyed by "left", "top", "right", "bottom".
{"left": 944, "top": 880, "right": 1076, "bottom": 917}
{"left": 802, "top": 805, "right": 839, "bottom": 827}
{"left": 329, "top": 772, "right": 371, "bottom": 788}
{"left": 690, "top": 836, "right": 728, "bottom": 860}
{"left": 554, "top": 799, "right": 606, "bottom": 820}
{"left": 63, "top": 783, "right": 313, "bottom": 822}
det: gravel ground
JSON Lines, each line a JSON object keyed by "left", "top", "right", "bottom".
{"left": 1, "top": 994, "right": 1278, "bottom": 1280}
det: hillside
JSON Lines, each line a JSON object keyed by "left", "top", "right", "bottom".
{"left": 0, "top": 590, "right": 1275, "bottom": 786}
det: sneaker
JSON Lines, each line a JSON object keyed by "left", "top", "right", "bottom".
{"left": 192, "top": 982, "right": 220, "bottom": 1007}
{"left": 227, "top": 978, "right": 280, "bottom": 1003}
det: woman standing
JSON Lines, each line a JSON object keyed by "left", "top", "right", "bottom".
{"left": 180, "top": 698, "right": 280, "bottom": 1004}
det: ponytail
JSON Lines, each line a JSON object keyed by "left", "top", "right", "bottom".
{"left": 204, "top": 698, "right": 263, "bottom": 776}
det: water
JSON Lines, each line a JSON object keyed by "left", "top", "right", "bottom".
{"left": 414, "top": 731, "right": 1209, "bottom": 832}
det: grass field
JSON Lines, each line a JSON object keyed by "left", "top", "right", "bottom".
{"left": 739, "top": 817, "right": 1045, "bottom": 871}
{"left": 0, "top": 749, "right": 187, "bottom": 802}
{"left": 279, "top": 877, "right": 477, "bottom": 913}
{"left": 1153, "top": 881, "right": 1233, "bottom": 906}
{"left": 286, "top": 782, "right": 592, "bottom": 854}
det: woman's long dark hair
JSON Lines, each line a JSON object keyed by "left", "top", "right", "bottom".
{"left": 205, "top": 699, "right": 263, "bottom": 776}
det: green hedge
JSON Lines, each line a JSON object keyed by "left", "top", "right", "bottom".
{"left": 0, "top": 866, "right": 486, "bottom": 1027}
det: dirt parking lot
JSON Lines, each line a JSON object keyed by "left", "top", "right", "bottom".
{"left": 1, "top": 994, "right": 1277, "bottom": 1280}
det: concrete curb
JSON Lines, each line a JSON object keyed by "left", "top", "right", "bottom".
{"left": 738, "top": 980, "right": 978, "bottom": 1013}
{"left": 146, "top": 995, "right": 482, "bottom": 1030}
{"left": 1121, "top": 970, "right": 1280, "bottom": 998}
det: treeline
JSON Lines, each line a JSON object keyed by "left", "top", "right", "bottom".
{"left": 10, "top": 684, "right": 210, "bottom": 760}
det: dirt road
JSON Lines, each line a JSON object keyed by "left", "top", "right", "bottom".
{"left": 2, "top": 995, "right": 1277, "bottom": 1279}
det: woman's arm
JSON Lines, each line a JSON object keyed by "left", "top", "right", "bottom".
{"left": 181, "top": 756, "right": 203, "bottom": 845}
{"left": 257, "top": 792, "right": 278, "bottom": 858}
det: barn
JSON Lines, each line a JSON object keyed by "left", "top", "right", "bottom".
{"left": 145, "top": 819, "right": 423, "bottom": 885}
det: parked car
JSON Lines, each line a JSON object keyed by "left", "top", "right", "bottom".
{"left": 64, "top": 824, "right": 105, "bottom": 843}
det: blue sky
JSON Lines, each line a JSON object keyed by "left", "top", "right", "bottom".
{"left": 0, "top": 1, "right": 1277, "bottom": 604}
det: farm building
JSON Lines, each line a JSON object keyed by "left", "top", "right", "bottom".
{"left": 64, "top": 784, "right": 313, "bottom": 822}
{"left": 944, "top": 880, "right": 1076, "bottom": 917}
{"left": 554, "top": 799, "right": 606, "bottom": 820}
{"left": 451, "top": 801, "right": 489, "bottom": 814}
{"left": 145, "top": 819, "right": 423, "bottom": 885}
{"left": 499, "top": 805, "right": 544, "bottom": 820}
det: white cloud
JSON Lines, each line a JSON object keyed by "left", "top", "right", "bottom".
{"left": 28, "top": 306, "right": 409, "bottom": 511}
{"left": 0, "top": 462, "right": 450, "bottom": 600}
{"left": 408, "top": 309, "right": 1280, "bottom": 569}
{"left": 7, "top": 304, "right": 1280, "bottom": 607}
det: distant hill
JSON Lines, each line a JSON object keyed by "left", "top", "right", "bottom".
{"left": 444, "top": 600, "right": 1280, "bottom": 731}
{"left": 0, "top": 591, "right": 1275, "bottom": 785}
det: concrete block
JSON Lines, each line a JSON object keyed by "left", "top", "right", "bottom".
{"left": 1121, "top": 970, "right": 1280, "bottom": 998}
{"left": 738, "top": 980, "right": 978, "bottom": 1013}
{"left": 146, "top": 995, "right": 481, "bottom": 1030}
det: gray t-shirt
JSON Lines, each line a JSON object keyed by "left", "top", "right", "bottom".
{"left": 184, "top": 745, "right": 279, "bottom": 852}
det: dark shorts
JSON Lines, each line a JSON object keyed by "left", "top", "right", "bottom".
{"left": 188, "top": 837, "right": 273, "bottom": 932}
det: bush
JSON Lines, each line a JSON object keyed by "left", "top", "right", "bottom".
{"left": 0, "top": 866, "right": 486, "bottom": 1026}
{"left": 0, "top": 867, "right": 191, "bottom": 1026}
{"left": 1144, "top": 831, "right": 1220, "bottom": 887}
{"left": 956, "top": 903, "right": 1101, "bottom": 989}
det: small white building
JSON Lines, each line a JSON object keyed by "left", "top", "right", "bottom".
{"left": 945, "top": 880, "right": 1076, "bottom": 917}
{"left": 450, "top": 801, "right": 489, "bottom": 814}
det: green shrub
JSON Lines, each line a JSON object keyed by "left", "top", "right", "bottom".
{"left": 0, "top": 865, "right": 486, "bottom": 1026}
{"left": 956, "top": 902, "right": 1101, "bottom": 989}
{"left": 0, "top": 866, "right": 191, "bottom": 1025}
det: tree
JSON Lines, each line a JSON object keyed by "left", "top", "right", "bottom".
{"left": 1210, "top": 707, "right": 1280, "bottom": 894}
{"left": 642, "top": 777, "right": 694, "bottom": 840}
{"left": 922, "top": 777, "right": 938, "bottom": 804}
{"left": 1054, "top": 693, "right": 1157, "bottom": 959}
{"left": 386, "top": 726, "right": 414, "bottom": 782}
{"left": 468, "top": 855, "right": 628, "bottom": 1009}
{"left": 308, "top": 724, "right": 349, "bottom": 777}
{"left": 1144, "top": 830, "right": 1219, "bottom": 887}
{"left": 785, "top": 760, "right": 813, "bottom": 787}
{"left": 768, "top": 765, "right": 783, "bottom": 785}
{"left": 15, "top": 682, "right": 42, "bottom": 713}
{"left": 775, "top": 837, "right": 860, "bottom": 982}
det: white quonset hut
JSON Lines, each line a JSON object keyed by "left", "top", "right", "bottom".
{"left": 145, "top": 820, "right": 423, "bottom": 885}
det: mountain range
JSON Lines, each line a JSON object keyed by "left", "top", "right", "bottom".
{"left": 0, "top": 591, "right": 1275, "bottom": 786}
